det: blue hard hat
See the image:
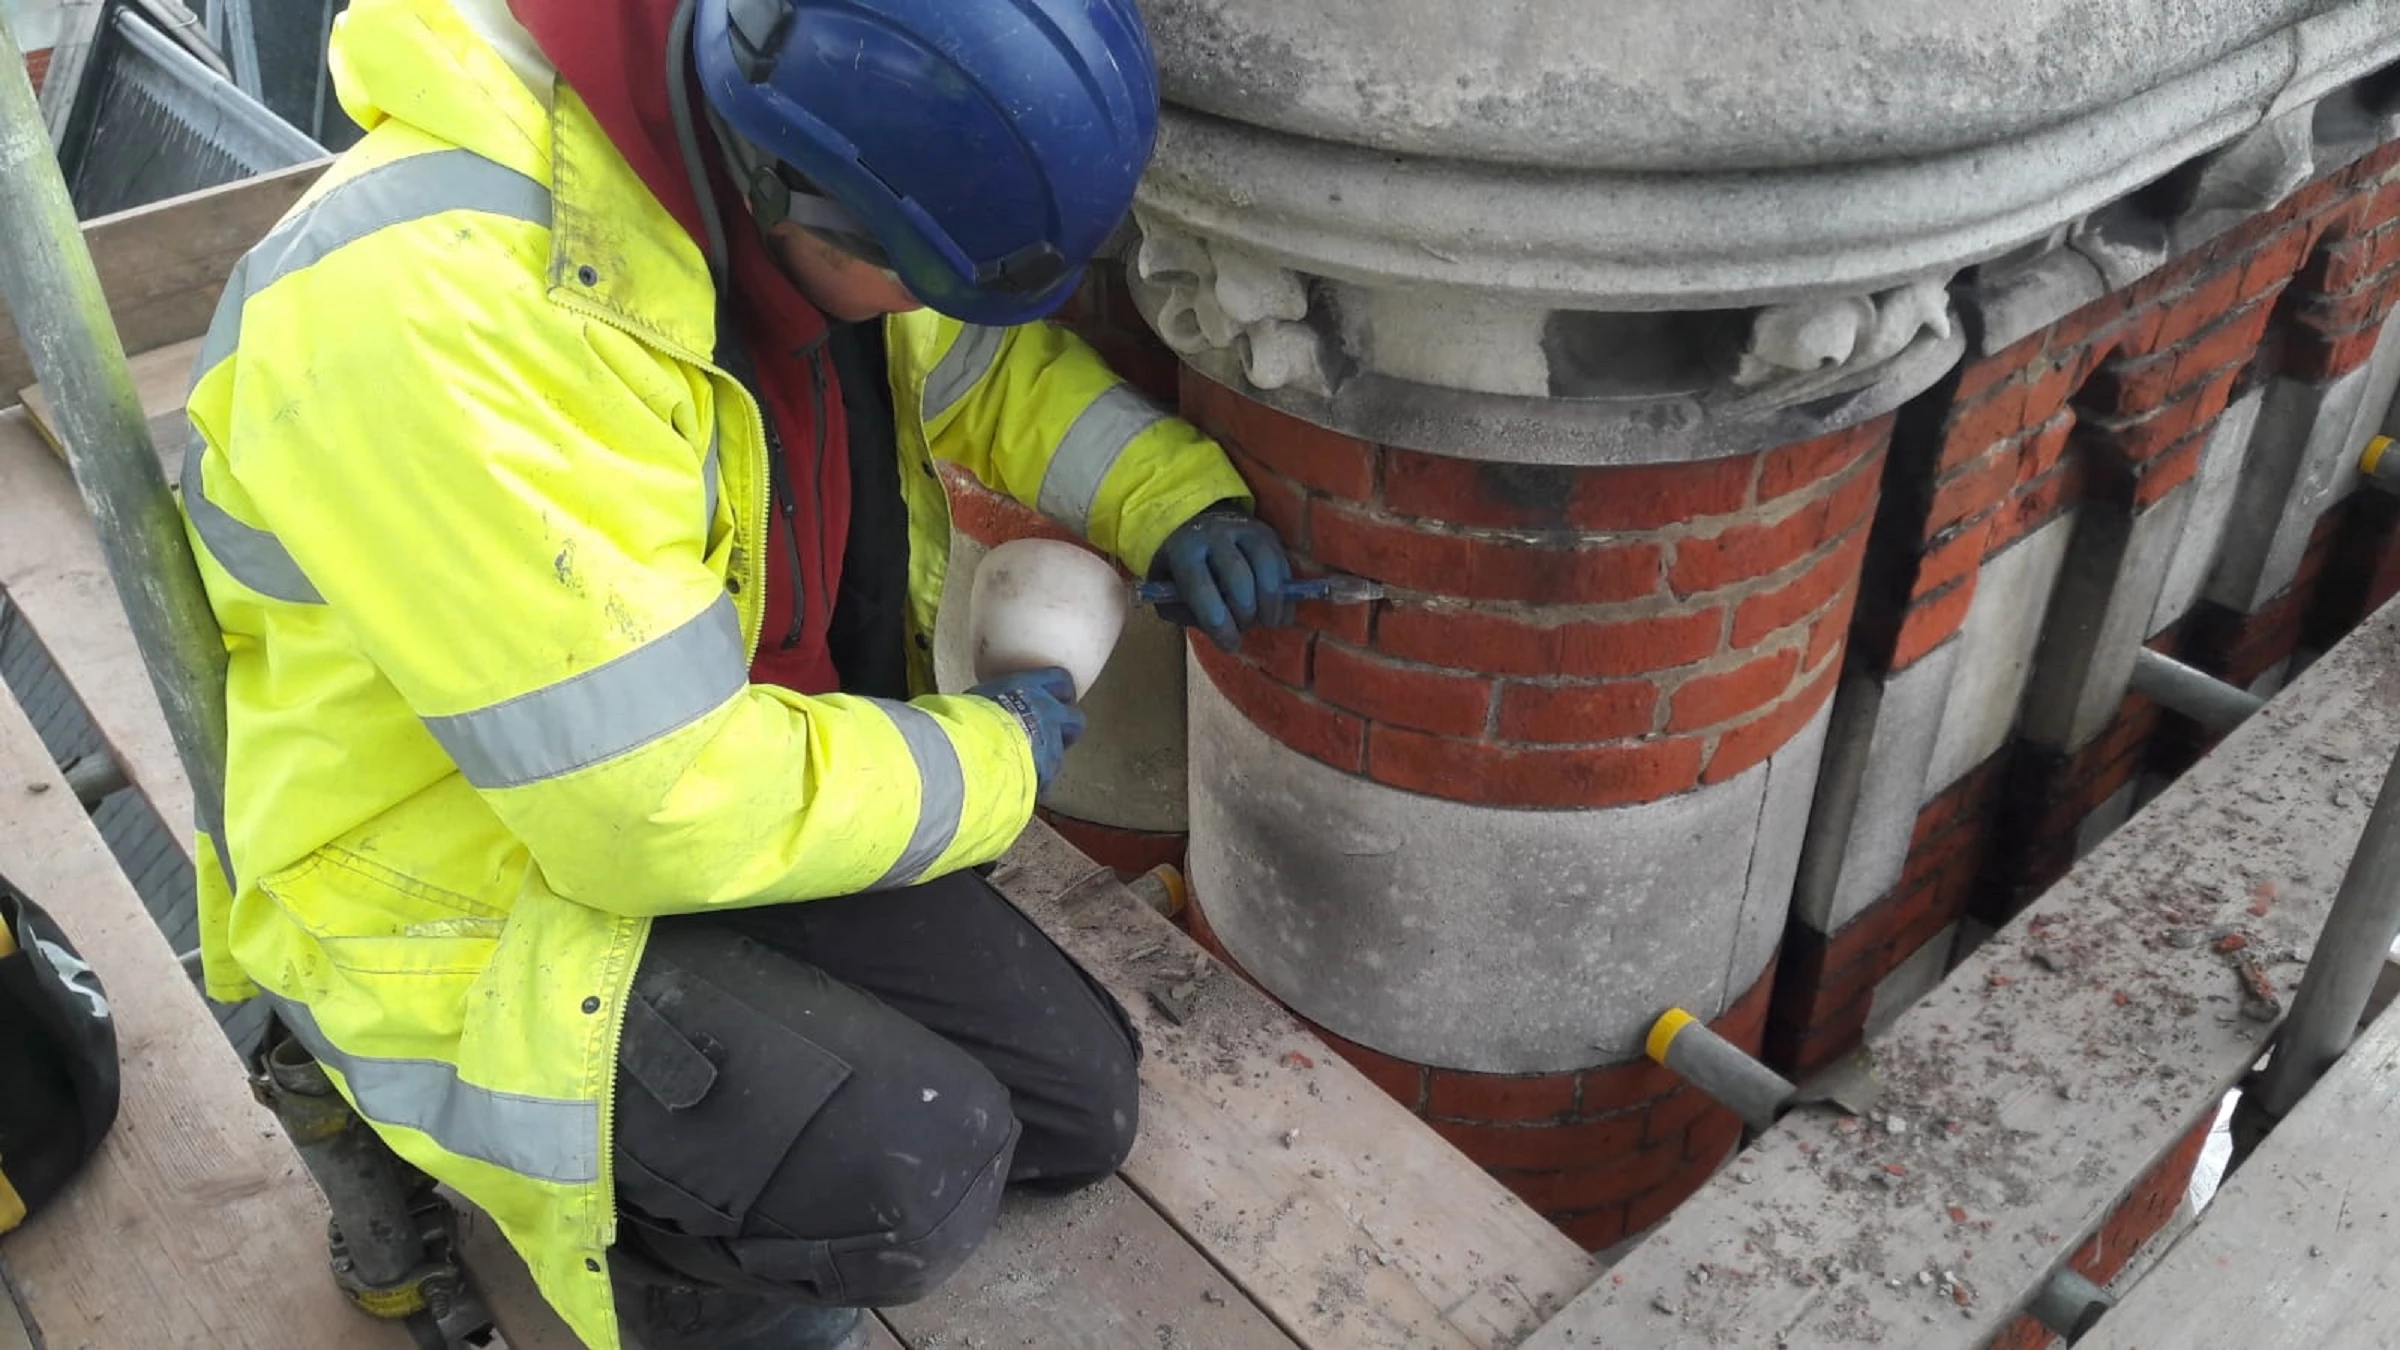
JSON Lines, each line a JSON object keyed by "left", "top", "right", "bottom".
{"left": 692, "top": 0, "right": 1160, "bottom": 327}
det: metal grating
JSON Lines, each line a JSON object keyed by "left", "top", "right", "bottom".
{"left": 58, "top": 1, "right": 324, "bottom": 219}
{"left": 203, "top": 0, "right": 358, "bottom": 152}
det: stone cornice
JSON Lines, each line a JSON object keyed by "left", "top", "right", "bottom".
{"left": 1145, "top": 0, "right": 2333, "bottom": 174}
{"left": 1126, "top": 3, "right": 2400, "bottom": 463}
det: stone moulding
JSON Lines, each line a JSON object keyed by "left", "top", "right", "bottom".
{"left": 1969, "top": 72, "right": 2400, "bottom": 354}
{"left": 1128, "top": 223, "right": 1969, "bottom": 466}
{"left": 1125, "top": 2, "right": 2400, "bottom": 465}
{"left": 1142, "top": 0, "right": 2342, "bottom": 174}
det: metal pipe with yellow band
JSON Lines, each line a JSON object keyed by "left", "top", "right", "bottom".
{"left": 1645, "top": 1008, "right": 1800, "bottom": 1132}
{"left": 2363, "top": 435, "right": 2400, "bottom": 493}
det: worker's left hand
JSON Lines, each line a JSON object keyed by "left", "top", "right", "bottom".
{"left": 968, "top": 666, "right": 1086, "bottom": 792}
{"left": 1152, "top": 504, "right": 1295, "bottom": 651}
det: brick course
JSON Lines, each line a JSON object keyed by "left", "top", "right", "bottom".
{"left": 1846, "top": 146, "right": 2399, "bottom": 690}
{"left": 1763, "top": 144, "right": 2400, "bottom": 1077}
{"left": 1182, "top": 364, "right": 1884, "bottom": 809}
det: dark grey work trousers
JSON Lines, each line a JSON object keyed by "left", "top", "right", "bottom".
{"left": 607, "top": 868, "right": 1142, "bottom": 1308}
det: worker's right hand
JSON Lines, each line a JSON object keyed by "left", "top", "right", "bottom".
{"left": 968, "top": 667, "right": 1087, "bottom": 792}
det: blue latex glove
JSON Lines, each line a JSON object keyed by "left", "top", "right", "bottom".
{"left": 968, "top": 666, "right": 1087, "bottom": 791}
{"left": 1152, "top": 505, "right": 1295, "bottom": 651}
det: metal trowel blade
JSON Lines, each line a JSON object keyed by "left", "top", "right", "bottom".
{"left": 1788, "top": 1045, "right": 1882, "bottom": 1116}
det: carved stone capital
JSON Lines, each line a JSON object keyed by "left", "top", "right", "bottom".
{"left": 1131, "top": 221, "right": 1330, "bottom": 398}
{"left": 1126, "top": 212, "right": 1962, "bottom": 466}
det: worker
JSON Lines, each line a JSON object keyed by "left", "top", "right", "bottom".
{"left": 176, "top": 0, "right": 1295, "bottom": 1345}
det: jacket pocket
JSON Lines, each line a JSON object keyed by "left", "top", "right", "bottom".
{"left": 257, "top": 849, "right": 506, "bottom": 976}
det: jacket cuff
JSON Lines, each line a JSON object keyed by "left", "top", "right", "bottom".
{"left": 1117, "top": 469, "right": 1257, "bottom": 578}
{"left": 919, "top": 692, "right": 1042, "bottom": 873}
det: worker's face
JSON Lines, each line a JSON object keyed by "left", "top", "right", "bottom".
{"left": 765, "top": 222, "right": 922, "bottom": 323}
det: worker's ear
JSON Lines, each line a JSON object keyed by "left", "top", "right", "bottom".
{"left": 0, "top": 876, "right": 121, "bottom": 1231}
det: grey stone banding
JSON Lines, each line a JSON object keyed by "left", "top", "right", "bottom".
{"left": 1793, "top": 646, "right": 1968, "bottom": 937}
{"left": 1185, "top": 654, "right": 1830, "bottom": 1073}
{"left": 2152, "top": 390, "right": 2271, "bottom": 635}
{"left": 2210, "top": 310, "right": 2400, "bottom": 612}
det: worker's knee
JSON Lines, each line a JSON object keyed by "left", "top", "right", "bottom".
{"left": 613, "top": 949, "right": 1026, "bottom": 1305}
{"left": 799, "top": 1137, "right": 1014, "bottom": 1305}
{"left": 1021, "top": 1028, "right": 1140, "bottom": 1191}
{"left": 733, "top": 1056, "right": 1019, "bottom": 1305}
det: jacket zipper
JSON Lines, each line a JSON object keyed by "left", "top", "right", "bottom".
{"left": 804, "top": 336, "right": 832, "bottom": 641}
{"left": 763, "top": 335, "right": 835, "bottom": 653}
{"left": 728, "top": 384, "right": 771, "bottom": 663}
{"left": 764, "top": 391, "right": 808, "bottom": 651}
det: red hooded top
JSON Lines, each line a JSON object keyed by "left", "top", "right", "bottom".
{"left": 508, "top": 0, "right": 850, "bottom": 694}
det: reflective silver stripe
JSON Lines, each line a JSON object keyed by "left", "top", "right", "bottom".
{"left": 424, "top": 597, "right": 746, "bottom": 789}
{"left": 702, "top": 421, "right": 721, "bottom": 536}
{"left": 192, "top": 149, "right": 554, "bottom": 386}
{"left": 192, "top": 254, "right": 251, "bottom": 388}
{"left": 1037, "top": 386, "right": 1167, "bottom": 535}
{"left": 870, "top": 700, "right": 967, "bottom": 890}
{"left": 922, "top": 324, "right": 1004, "bottom": 423}
{"left": 266, "top": 992, "right": 598, "bottom": 1185}
{"left": 182, "top": 428, "right": 325, "bottom": 604}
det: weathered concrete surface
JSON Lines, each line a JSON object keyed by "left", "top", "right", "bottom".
{"left": 1926, "top": 518, "right": 2079, "bottom": 789}
{"left": 1794, "top": 647, "right": 1964, "bottom": 935}
{"left": 1185, "top": 657, "right": 1824, "bottom": 1072}
{"left": 2211, "top": 310, "right": 2400, "bottom": 612}
{"left": 1522, "top": 579, "right": 2400, "bottom": 1350}
{"left": 2152, "top": 388, "right": 2267, "bottom": 634}
{"left": 2314, "top": 66, "right": 2400, "bottom": 168}
{"left": 1961, "top": 246, "right": 2117, "bottom": 356}
{"left": 934, "top": 531, "right": 1189, "bottom": 833}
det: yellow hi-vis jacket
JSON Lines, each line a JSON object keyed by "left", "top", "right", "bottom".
{"left": 176, "top": 2, "right": 1248, "bottom": 1344}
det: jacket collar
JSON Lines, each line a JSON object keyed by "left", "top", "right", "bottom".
{"left": 543, "top": 83, "right": 720, "bottom": 364}
{"left": 332, "top": 0, "right": 720, "bottom": 363}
